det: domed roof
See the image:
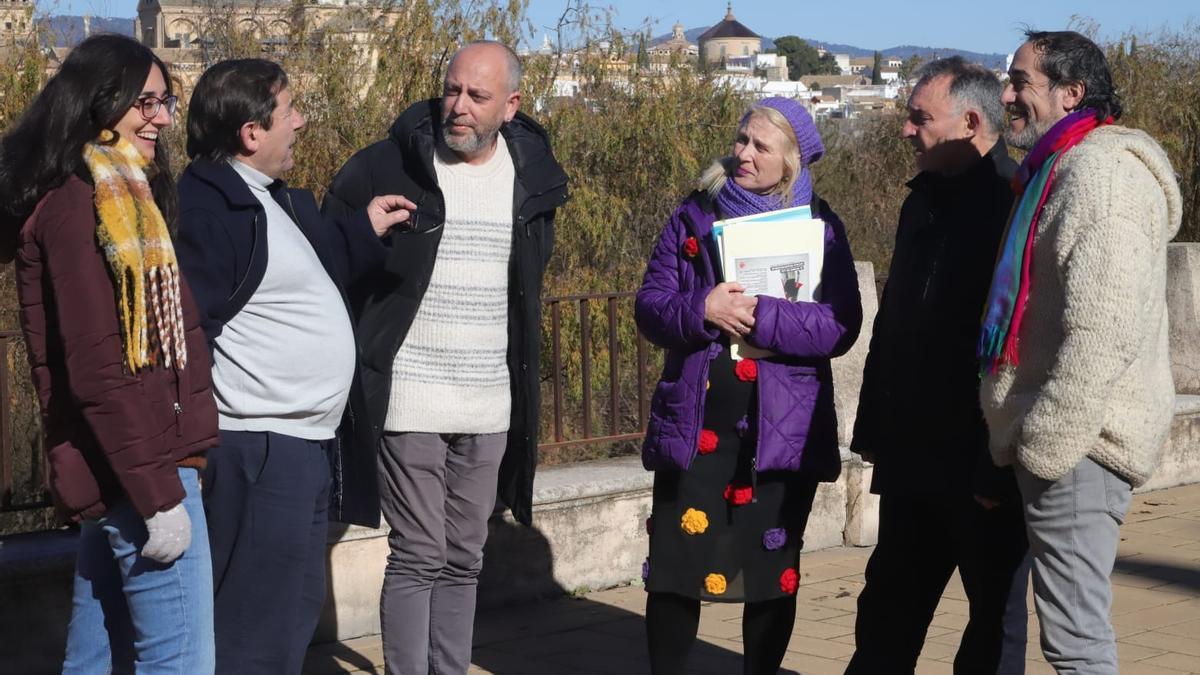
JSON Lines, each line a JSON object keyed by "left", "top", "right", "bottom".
{"left": 698, "top": 3, "right": 759, "bottom": 41}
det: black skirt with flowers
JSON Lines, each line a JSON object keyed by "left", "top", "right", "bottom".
{"left": 644, "top": 341, "right": 819, "bottom": 603}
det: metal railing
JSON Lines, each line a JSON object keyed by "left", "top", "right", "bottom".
{"left": 0, "top": 329, "right": 50, "bottom": 516}
{"left": 540, "top": 291, "right": 654, "bottom": 456}
{"left": 0, "top": 293, "right": 659, "bottom": 527}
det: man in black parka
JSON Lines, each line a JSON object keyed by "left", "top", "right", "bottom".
{"left": 322, "top": 41, "right": 567, "bottom": 675}
{"left": 846, "top": 58, "right": 1031, "bottom": 674}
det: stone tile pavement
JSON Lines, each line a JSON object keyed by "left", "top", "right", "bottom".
{"left": 304, "top": 484, "right": 1200, "bottom": 674}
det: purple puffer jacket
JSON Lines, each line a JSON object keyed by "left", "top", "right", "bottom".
{"left": 636, "top": 192, "right": 862, "bottom": 480}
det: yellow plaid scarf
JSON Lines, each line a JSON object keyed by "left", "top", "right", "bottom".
{"left": 82, "top": 131, "right": 188, "bottom": 373}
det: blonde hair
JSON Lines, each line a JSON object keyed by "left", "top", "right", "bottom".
{"left": 698, "top": 105, "right": 802, "bottom": 206}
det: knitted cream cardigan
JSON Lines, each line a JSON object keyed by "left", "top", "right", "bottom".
{"left": 980, "top": 125, "right": 1182, "bottom": 486}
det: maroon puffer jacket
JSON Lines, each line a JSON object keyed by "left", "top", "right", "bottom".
{"left": 15, "top": 175, "right": 218, "bottom": 523}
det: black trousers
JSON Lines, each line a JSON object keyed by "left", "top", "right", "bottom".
{"left": 203, "top": 430, "right": 333, "bottom": 675}
{"left": 646, "top": 591, "right": 796, "bottom": 675}
{"left": 845, "top": 492, "right": 1031, "bottom": 675}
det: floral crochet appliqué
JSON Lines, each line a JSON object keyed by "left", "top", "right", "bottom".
{"left": 680, "top": 508, "right": 709, "bottom": 535}
{"left": 723, "top": 483, "right": 753, "bottom": 506}
{"left": 762, "top": 528, "right": 787, "bottom": 551}
{"left": 779, "top": 568, "right": 799, "bottom": 595}
{"left": 735, "top": 415, "right": 749, "bottom": 438}
{"left": 698, "top": 429, "right": 718, "bottom": 455}
{"left": 683, "top": 236, "right": 700, "bottom": 258}
{"left": 704, "top": 573, "right": 727, "bottom": 595}
{"left": 735, "top": 358, "right": 758, "bottom": 382}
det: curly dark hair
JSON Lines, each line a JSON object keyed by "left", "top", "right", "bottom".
{"left": 1024, "top": 30, "right": 1123, "bottom": 122}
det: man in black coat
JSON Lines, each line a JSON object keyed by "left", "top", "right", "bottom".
{"left": 846, "top": 57, "right": 1031, "bottom": 674}
{"left": 322, "top": 41, "right": 567, "bottom": 675}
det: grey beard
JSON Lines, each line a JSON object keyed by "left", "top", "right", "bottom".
{"left": 1004, "top": 120, "right": 1047, "bottom": 150}
{"left": 442, "top": 125, "right": 499, "bottom": 156}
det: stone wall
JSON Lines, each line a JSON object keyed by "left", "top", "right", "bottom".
{"left": 313, "top": 452, "right": 877, "bottom": 644}
{"left": 1140, "top": 396, "right": 1200, "bottom": 492}
{"left": 832, "top": 262, "right": 877, "bottom": 446}
{"left": 3, "top": 250, "right": 1199, "bottom": 666}
{"left": 1167, "top": 242, "right": 1200, "bottom": 395}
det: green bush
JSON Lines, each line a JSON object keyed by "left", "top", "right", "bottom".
{"left": 1108, "top": 27, "right": 1200, "bottom": 242}
{"left": 1, "top": 11, "right": 1198, "bottom": 529}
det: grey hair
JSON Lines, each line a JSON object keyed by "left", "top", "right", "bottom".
{"left": 913, "top": 56, "right": 1004, "bottom": 135}
{"left": 450, "top": 40, "right": 523, "bottom": 93}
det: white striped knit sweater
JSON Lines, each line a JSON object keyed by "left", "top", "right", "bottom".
{"left": 384, "top": 138, "right": 515, "bottom": 433}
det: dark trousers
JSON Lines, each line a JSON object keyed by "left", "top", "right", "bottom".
{"left": 646, "top": 592, "right": 796, "bottom": 675}
{"left": 846, "top": 492, "right": 1031, "bottom": 675}
{"left": 376, "top": 432, "right": 506, "bottom": 675}
{"left": 203, "top": 430, "right": 332, "bottom": 675}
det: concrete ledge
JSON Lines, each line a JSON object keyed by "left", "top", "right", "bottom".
{"left": 1167, "top": 243, "right": 1200, "bottom": 395}
{"left": 1174, "top": 393, "right": 1200, "bottom": 416}
{"left": 5, "top": 395, "right": 1199, "bottom": 663}
{"left": 528, "top": 456, "right": 654, "bottom": 506}
{"left": 318, "top": 396, "right": 1200, "bottom": 641}
{"left": 315, "top": 451, "right": 872, "bottom": 643}
{"left": 0, "top": 531, "right": 74, "bottom": 673}
{"left": 1139, "top": 394, "right": 1200, "bottom": 493}
{"left": 832, "top": 262, "right": 878, "bottom": 446}
{"left": 0, "top": 529, "right": 77, "bottom": 578}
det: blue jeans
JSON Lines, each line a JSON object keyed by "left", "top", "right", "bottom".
{"left": 62, "top": 467, "right": 215, "bottom": 674}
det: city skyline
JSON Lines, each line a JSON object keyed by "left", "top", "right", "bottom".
{"left": 38, "top": 0, "right": 1197, "bottom": 56}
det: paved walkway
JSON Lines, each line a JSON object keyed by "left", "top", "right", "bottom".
{"left": 304, "top": 484, "right": 1200, "bottom": 674}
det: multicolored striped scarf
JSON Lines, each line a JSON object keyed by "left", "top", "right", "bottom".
{"left": 978, "top": 109, "right": 1111, "bottom": 375}
{"left": 82, "top": 131, "right": 188, "bottom": 373}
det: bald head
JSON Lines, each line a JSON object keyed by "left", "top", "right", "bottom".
{"left": 447, "top": 41, "right": 522, "bottom": 95}
{"left": 440, "top": 40, "right": 522, "bottom": 164}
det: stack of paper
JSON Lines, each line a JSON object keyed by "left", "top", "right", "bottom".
{"left": 711, "top": 205, "right": 826, "bottom": 360}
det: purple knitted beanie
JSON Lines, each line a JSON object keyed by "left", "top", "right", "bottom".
{"left": 744, "top": 97, "right": 825, "bottom": 165}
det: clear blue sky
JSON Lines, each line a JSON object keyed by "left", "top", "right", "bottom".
{"left": 57, "top": 0, "right": 1196, "bottom": 56}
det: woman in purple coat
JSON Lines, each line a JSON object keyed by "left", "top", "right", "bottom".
{"left": 636, "top": 97, "right": 862, "bottom": 674}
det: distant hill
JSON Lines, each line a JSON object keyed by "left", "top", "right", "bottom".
{"left": 870, "top": 44, "right": 1007, "bottom": 70}
{"left": 40, "top": 16, "right": 1006, "bottom": 70}
{"left": 39, "top": 16, "right": 135, "bottom": 47}
{"left": 651, "top": 26, "right": 1006, "bottom": 70}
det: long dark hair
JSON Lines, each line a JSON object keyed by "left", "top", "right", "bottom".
{"left": 0, "top": 34, "right": 178, "bottom": 246}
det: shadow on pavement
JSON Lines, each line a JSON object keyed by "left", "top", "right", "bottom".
{"left": 466, "top": 517, "right": 792, "bottom": 675}
{"left": 304, "top": 514, "right": 798, "bottom": 674}
{"left": 1114, "top": 554, "right": 1200, "bottom": 594}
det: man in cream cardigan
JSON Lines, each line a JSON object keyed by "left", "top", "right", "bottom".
{"left": 979, "top": 30, "right": 1182, "bottom": 673}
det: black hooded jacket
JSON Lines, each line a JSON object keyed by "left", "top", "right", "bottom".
{"left": 322, "top": 99, "right": 569, "bottom": 525}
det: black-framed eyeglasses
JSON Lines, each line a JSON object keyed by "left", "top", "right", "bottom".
{"left": 134, "top": 95, "right": 178, "bottom": 120}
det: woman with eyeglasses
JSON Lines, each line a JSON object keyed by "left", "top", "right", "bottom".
{"left": 0, "top": 34, "right": 218, "bottom": 672}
